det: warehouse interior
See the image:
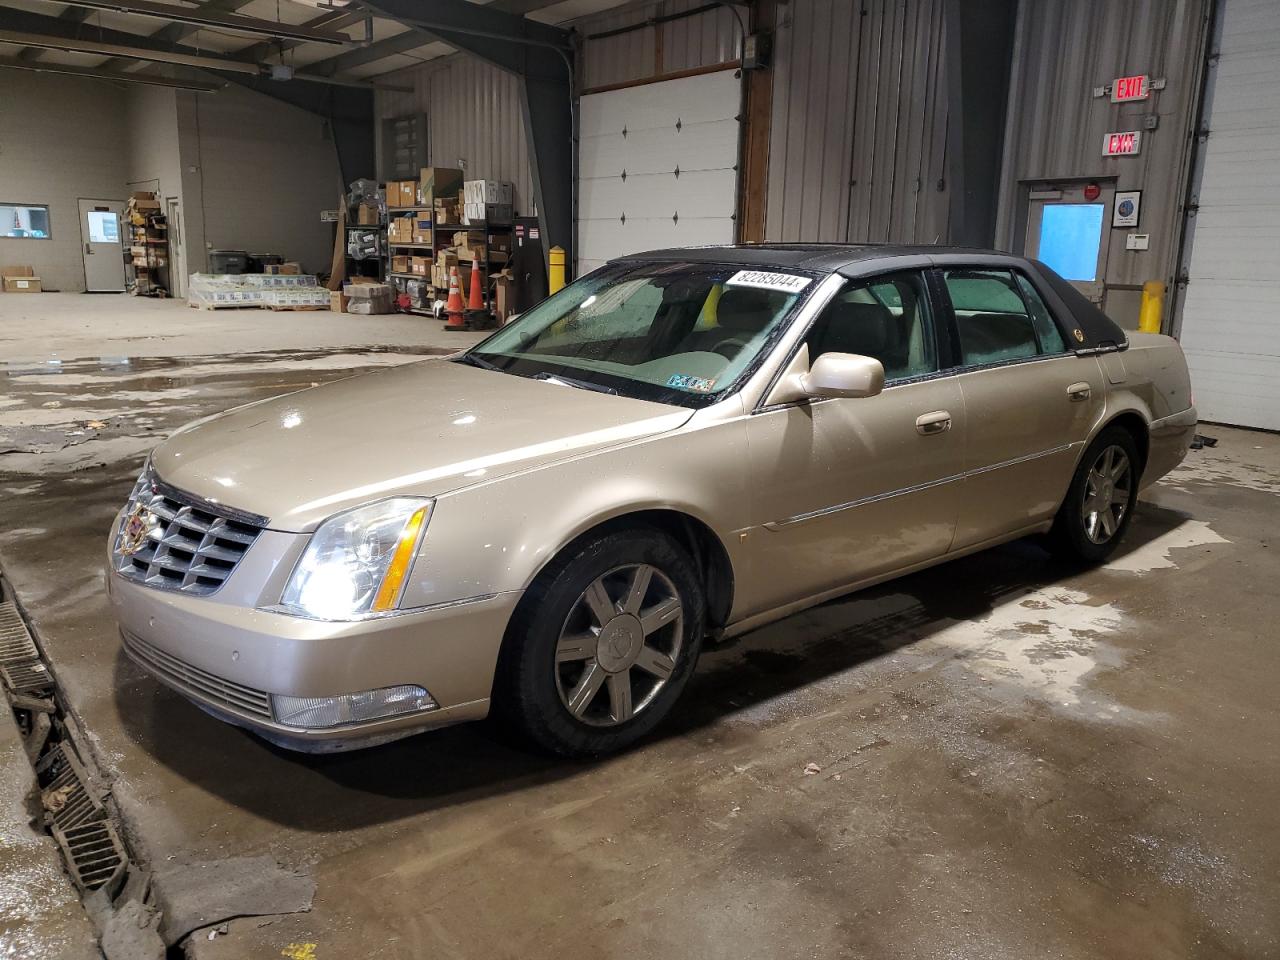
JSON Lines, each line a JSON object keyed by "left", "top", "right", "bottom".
{"left": 1, "top": 0, "right": 1278, "bottom": 956}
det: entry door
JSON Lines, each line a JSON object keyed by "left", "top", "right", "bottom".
{"left": 742, "top": 271, "right": 966, "bottom": 618}
{"left": 166, "top": 198, "right": 185, "bottom": 299}
{"left": 1024, "top": 183, "right": 1113, "bottom": 303}
{"left": 78, "top": 198, "right": 125, "bottom": 293}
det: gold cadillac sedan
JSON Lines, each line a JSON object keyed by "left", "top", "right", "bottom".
{"left": 108, "top": 246, "right": 1196, "bottom": 757}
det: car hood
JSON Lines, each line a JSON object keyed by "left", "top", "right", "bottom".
{"left": 151, "top": 358, "right": 692, "bottom": 531}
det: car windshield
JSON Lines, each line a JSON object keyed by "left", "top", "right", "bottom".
{"left": 461, "top": 261, "right": 816, "bottom": 406}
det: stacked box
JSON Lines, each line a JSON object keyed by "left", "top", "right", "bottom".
{"left": 463, "top": 202, "right": 513, "bottom": 225}
{"left": 420, "top": 167, "right": 464, "bottom": 201}
{"left": 261, "top": 287, "right": 330, "bottom": 308}
{"left": 464, "top": 180, "right": 513, "bottom": 204}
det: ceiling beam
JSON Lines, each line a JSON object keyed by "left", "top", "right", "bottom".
{"left": 37, "top": 0, "right": 353, "bottom": 45}
{"left": 0, "top": 26, "right": 265, "bottom": 73}
{"left": 0, "top": 7, "right": 406, "bottom": 89}
{"left": 0, "top": 53, "right": 222, "bottom": 89}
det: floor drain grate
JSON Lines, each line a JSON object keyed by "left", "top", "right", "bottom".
{"left": 36, "top": 743, "right": 106, "bottom": 830}
{"left": 1, "top": 659, "right": 54, "bottom": 696}
{"left": 52, "top": 821, "right": 127, "bottom": 895}
{"left": 0, "top": 602, "right": 39, "bottom": 664}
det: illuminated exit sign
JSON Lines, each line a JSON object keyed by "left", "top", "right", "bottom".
{"left": 1111, "top": 74, "right": 1149, "bottom": 102}
{"left": 1103, "top": 130, "right": 1143, "bottom": 157}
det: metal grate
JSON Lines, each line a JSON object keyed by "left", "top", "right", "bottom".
{"left": 112, "top": 467, "right": 266, "bottom": 596}
{"left": 1, "top": 659, "right": 54, "bottom": 696}
{"left": 52, "top": 822, "right": 127, "bottom": 895}
{"left": 0, "top": 602, "right": 39, "bottom": 664}
{"left": 36, "top": 743, "right": 106, "bottom": 830}
{"left": 122, "top": 631, "right": 273, "bottom": 720}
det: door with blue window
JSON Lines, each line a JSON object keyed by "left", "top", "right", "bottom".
{"left": 1023, "top": 182, "right": 1113, "bottom": 303}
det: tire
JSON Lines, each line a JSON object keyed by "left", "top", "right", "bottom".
{"left": 497, "top": 527, "right": 705, "bottom": 758}
{"left": 1048, "top": 425, "right": 1141, "bottom": 564}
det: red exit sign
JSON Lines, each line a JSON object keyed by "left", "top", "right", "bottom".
{"left": 1103, "top": 130, "right": 1143, "bottom": 157}
{"left": 1111, "top": 74, "right": 1149, "bottom": 102}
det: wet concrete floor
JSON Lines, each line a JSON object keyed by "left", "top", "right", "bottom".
{"left": 0, "top": 304, "right": 1277, "bottom": 959}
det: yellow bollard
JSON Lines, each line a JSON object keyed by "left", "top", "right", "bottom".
{"left": 548, "top": 246, "right": 566, "bottom": 295}
{"left": 1138, "top": 280, "right": 1165, "bottom": 334}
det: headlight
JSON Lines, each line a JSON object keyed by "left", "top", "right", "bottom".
{"left": 279, "top": 498, "right": 433, "bottom": 621}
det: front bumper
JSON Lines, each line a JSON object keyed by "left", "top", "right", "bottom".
{"left": 108, "top": 570, "right": 520, "bottom": 751}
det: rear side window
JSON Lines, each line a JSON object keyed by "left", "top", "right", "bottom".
{"left": 943, "top": 268, "right": 1066, "bottom": 366}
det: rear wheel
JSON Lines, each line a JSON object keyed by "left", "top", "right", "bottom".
{"left": 1049, "top": 426, "right": 1140, "bottom": 563}
{"left": 499, "top": 529, "right": 704, "bottom": 758}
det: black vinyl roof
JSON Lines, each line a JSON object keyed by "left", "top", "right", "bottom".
{"left": 618, "top": 243, "right": 1128, "bottom": 352}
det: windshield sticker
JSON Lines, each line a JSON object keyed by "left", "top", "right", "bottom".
{"left": 725, "top": 270, "right": 812, "bottom": 294}
{"left": 667, "top": 374, "right": 717, "bottom": 393}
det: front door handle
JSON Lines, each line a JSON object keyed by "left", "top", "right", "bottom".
{"left": 916, "top": 410, "right": 952, "bottom": 435}
{"left": 1067, "top": 382, "right": 1092, "bottom": 402}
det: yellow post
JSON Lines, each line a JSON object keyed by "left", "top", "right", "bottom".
{"left": 1138, "top": 280, "right": 1165, "bottom": 334}
{"left": 548, "top": 246, "right": 566, "bottom": 295}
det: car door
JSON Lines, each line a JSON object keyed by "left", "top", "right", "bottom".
{"left": 741, "top": 269, "right": 967, "bottom": 618}
{"left": 936, "top": 266, "right": 1105, "bottom": 547}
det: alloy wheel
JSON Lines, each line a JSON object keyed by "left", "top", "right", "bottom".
{"left": 554, "top": 564, "right": 684, "bottom": 727}
{"left": 1081, "top": 444, "right": 1132, "bottom": 544}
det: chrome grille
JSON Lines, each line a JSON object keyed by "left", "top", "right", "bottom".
{"left": 122, "top": 631, "right": 273, "bottom": 720}
{"left": 112, "top": 466, "right": 266, "bottom": 596}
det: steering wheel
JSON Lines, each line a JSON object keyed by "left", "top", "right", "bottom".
{"left": 713, "top": 337, "right": 749, "bottom": 359}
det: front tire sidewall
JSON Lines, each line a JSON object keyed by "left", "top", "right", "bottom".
{"left": 1051, "top": 427, "right": 1141, "bottom": 564}
{"left": 503, "top": 530, "right": 705, "bottom": 758}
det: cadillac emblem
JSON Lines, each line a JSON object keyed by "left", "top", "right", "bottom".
{"left": 119, "top": 504, "right": 152, "bottom": 557}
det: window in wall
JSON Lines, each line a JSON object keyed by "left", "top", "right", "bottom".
{"left": 944, "top": 269, "right": 1067, "bottom": 366}
{"left": 803, "top": 271, "right": 937, "bottom": 381}
{"left": 1, "top": 204, "right": 51, "bottom": 239}
{"left": 1037, "top": 203, "right": 1104, "bottom": 281}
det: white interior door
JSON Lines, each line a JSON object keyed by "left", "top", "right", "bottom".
{"left": 166, "top": 198, "right": 186, "bottom": 299}
{"left": 78, "top": 198, "right": 126, "bottom": 293}
{"left": 577, "top": 69, "right": 741, "bottom": 275}
{"left": 1177, "top": 0, "right": 1280, "bottom": 431}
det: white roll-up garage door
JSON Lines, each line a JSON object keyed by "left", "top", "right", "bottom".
{"left": 1178, "top": 0, "right": 1280, "bottom": 431}
{"left": 576, "top": 69, "right": 741, "bottom": 275}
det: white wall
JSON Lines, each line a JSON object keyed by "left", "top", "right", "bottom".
{"left": 0, "top": 73, "right": 130, "bottom": 292}
{"left": 179, "top": 85, "right": 343, "bottom": 275}
{"left": 2, "top": 74, "right": 343, "bottom": 289}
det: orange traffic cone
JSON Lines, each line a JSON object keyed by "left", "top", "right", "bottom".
{"left": 443, "top": 266, "right": 466, "bottom": 330}
{"left": 467, "top": 255, "right": 484, "bottom": 311}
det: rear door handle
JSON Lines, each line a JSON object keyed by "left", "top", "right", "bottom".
{"left": 1067, "top": 382, "right": 1092, "bottom": 402}
{"left": 915, "top": 410, "right": 952, "bottom": 435}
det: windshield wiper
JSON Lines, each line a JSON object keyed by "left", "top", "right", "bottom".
{"left": 533, "top": 372, "right": 618, "bottom": 395}
{"left": 457, "top": 353, "right": 499, "bottom": 371}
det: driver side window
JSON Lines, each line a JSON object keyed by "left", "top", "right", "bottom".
{"left": 803, "top": 271, "right": 938, "bottom": 382}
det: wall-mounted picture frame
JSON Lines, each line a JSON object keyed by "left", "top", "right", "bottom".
{"left": 1113, "top": 190, "right": 1141, "bottom": 228}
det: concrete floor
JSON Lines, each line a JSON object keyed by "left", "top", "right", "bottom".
{"left": 1, "top": 293, "right": 1277, "bottom": 959}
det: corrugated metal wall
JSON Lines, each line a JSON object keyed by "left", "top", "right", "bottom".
{"left": 580, "top": 0, "right": 739, "bottom": 91}
{"left": 376, "top": 56, "right": 535, "bottom": 215}
{"left": 996, "top": 0, "right": 1211, "bottom": 321}
{"left": 764, "top": 0, "right": 951, "bottom": 245}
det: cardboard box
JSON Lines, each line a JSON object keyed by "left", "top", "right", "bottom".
{"left": 493, "top": 273, "right": 515, "bottom": 323}
{"left": 410, "top": 256, "right": 431, "bottom": 276}
{"left": 3, "top": 275, "right": 42, "bottom": 293}
{"left": 357, "top": 202, "right": 380, "bottom": 225}
{"left": 330, "top": 290, "right": 349, "bottom": 313}
{"left": 386, "top": 180, "right": 417, "bottom": 208}
{"left": 264, "top": 262, "right": 301, "bottom": 275}
{"left": 412, "top": 217, "right": 432, "bottom": 244}
{"left": 391, "top": 255, "right": 410, "bottom": 274}
{"left": 433, "top": 199, "right": 460, "bottom": 225}
{"left": 463, "top": 202, "right": 513, "bottom": 225}
{"left": 388, "top": 218, "right": 413, "bottom": 243}
{"left": 419, "top": 167, "right": 464, "bottom": 202}
{"left": 464, "top": 179, "right": 514, "bottom": 204}
{"left": 455, "top": 243, "right": 486, "bottom": 263}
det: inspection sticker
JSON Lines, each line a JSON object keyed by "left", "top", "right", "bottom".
{"left": 725, "top": 270, "right": 812, "bottom": 294}
{"left": 667, "top": 374, "right": 717, "bottom": 392}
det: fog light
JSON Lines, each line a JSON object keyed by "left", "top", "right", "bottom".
{"left": 271, "top": 685, "right": 437, "bottom": 729}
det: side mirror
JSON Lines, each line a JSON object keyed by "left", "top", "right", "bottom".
{"left": 801, "top": 352, "right": 885, "bottom": 399}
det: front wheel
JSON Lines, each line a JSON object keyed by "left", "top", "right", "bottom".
{"left": 1048, "top": 426, "right": 1141, "bottom": 563}
{"left": 498, "top": 529, "right": 704, "bottom": 758}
